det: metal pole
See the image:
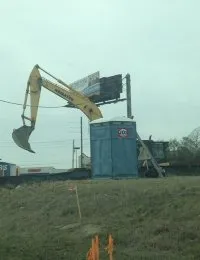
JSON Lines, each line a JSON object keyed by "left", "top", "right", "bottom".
{"left": 72, "top": 139, "right": 75, "bottom": 168}
{"left": 125, "top": 74, "right": 163, "bottom": 177}
{"left": 76, "top": 149, "right": 78, "bottom": 168}
{"left": 80, "top": 117, "right": 83, "bottom": 168}
{"left": 126, "top": 73, "right": 133, "bottom": 119}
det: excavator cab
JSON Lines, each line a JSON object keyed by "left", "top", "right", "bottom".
{"left": 12, "top": 125, "right": 35, "bottom": 153}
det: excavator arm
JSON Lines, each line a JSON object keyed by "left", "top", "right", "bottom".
{"left": 12, "top": 64, "right": 103, "bottom": 153}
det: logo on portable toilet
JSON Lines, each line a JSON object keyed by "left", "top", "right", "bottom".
{"left": 118, "top": 128, "right": 128, "bottom": 138}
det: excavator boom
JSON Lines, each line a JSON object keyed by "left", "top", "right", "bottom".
{"left": 12, "top": 65, "right": 103, "bottom": 153}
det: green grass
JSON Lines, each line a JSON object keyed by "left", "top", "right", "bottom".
{"left": 0, "top": 177, "right": 200, "bottom": 259}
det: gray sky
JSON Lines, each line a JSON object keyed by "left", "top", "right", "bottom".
{"left": 0, "top": 0, "right": 200, "bottom": 168}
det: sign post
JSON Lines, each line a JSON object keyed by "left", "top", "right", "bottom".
{"left": 126, "top": 73, "right": 133, "bottom": 119}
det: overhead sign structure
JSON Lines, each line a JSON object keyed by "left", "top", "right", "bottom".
{"left": 68, "top": 72, "right": 123, "bottom": 104}
{"left": 69, "top": 71, "right": 101, "bottom": 98}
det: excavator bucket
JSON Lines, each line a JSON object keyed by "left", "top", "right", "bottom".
{"left": 12, "top": 125, "right": 35, "bottom": 153}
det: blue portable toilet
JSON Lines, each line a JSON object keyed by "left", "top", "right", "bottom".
{"left": 90, "top": 116, "right": 138, "bottom": 178}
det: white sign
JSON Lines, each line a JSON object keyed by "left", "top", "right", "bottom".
{"left": 138, "top": 147, "right": 151, "bottom": 161}
{"left": 69, "top": 71, "right": 100, "bottom": 97}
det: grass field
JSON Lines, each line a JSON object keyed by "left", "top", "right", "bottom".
{"left": 0, "top": 176, "right": 200, "bottom": 259}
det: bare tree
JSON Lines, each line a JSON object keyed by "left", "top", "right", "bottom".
{"left": 188, "top": 127, "right": 200, "bottom": 150}
{"left": 167, "top": 127, "right": 200, "bottom": 166}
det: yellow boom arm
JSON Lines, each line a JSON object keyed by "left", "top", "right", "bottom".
{"left": 12, "top": 64, "right": 103, "bottom": 153}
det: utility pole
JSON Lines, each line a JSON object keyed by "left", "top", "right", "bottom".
{"left": 80, "top": 116, "right": 83, "bottom": 168}
{"left": 74, "top": 147, "right": 80, "bottom": 168}
{"left": 76, "top": 149, "right": 78, "bottom": 168}
{"left": 126, "top": 73, "right": 133, "bottom": 119}
{"left": 72, "top": 139, "right": 75, "bottom": 168}
{"left": 125, "top": 73, "right": 164, "bottom": 177}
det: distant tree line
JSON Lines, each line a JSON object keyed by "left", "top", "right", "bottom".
{"left": 167, "top": 127, "right": 200, "bottom": 167}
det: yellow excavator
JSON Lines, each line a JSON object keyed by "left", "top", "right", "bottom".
{"left": 12, "top": 64, "right": 164, "bottom": 177}
{"left": 12, "top": 64, "right": 103, "bottom": 153}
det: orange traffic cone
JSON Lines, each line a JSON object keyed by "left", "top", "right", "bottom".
{"left": 105, "top": 234, "right": 114, "bottom": 260}
{"left": 95, "top": 235, "right": 99, "bottom": 260}
{"left": 87, "top": 235, "right": 100, "bottom": 260}
{"left": 87, "top": 248, "right": 93, "bottom": 260}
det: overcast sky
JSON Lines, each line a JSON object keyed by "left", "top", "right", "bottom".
{"left": 0, "top": 0, "right": 199, "bottom": 168}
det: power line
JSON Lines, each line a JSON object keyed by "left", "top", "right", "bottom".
{"left": 0, "top": 87, "right": 126, "bottom": 108}
{"left": 0, "top": 142, "right": 90, "bottom": 149}
{"left": 0, "top": 138, "right": 89, "bottom": 144}
{"left": 0, "top": 99, "right": 65, "bottom": 108}
{"left": 19, "top": 163, "right": 69, "bottom": 166}
{"left": 0, "top": 143, "right": 90, "bottom": 148}
{"left": 0, "top": 141, "right": 90, "bottom": 148}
